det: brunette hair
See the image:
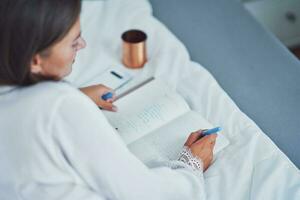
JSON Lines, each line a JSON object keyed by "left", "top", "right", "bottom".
{"left": 0, "top": 0, "right": 81, "bottom": 86}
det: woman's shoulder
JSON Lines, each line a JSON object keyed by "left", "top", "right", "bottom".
{"left": 28, "top": 80, "right": 79, "bottom": 95}
{"left": 24, "top": 81, "right": 80, "bottom": 97}
{"left": 21, "top": 81, "right": 94, "bottom": 110}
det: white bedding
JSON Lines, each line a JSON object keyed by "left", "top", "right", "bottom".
{"left": 67, "top": 0, "right": 300, "bottom": 199}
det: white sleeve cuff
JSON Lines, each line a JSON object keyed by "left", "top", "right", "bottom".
{"left": 178, "top": 146, "right": 204, "bottom": 172}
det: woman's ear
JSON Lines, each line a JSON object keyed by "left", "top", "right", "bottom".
{"left": 30, "top": 54, "right": 43, "bottom": 74}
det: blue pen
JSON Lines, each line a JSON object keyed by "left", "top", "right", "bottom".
{"left": 101, "top": 92, "right": 113, "bottom": 101}
{"left": 203, "top": 127, "right": 222, "bottom": 136}
{"left": 100, "top": 77, "right": 133, "bottom": 101}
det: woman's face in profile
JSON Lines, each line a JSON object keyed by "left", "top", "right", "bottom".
{"left": 31, "top": 18, "right": 86, "bottom": 80}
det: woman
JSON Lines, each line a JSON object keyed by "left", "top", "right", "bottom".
{"left": 0, "top": 0, "right": 217, "bottom": 199}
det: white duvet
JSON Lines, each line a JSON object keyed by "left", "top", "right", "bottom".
{"left": 67, "top": 0, "right": 300, "bottom": 199}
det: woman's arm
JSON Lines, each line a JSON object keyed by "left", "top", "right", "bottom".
{"left": 51, "top": 92, "right": 207, "bottom": 200}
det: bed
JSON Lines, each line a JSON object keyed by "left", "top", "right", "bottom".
{"left": 71, "top": 0, "right": 300, "bottom": 199}
{"left": 149, "top": 0, "right": 300, "bottom": 169}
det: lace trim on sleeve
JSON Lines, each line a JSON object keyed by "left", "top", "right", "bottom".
{"left": 178, "top": 146, "right": 203, "bottom": 172}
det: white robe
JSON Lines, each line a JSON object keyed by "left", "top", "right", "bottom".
{"left": 0, "top": 81, "right": 206, "bottom": 200}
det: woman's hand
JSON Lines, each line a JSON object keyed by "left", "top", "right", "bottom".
{"left": 184, "top": 130, "right": 217, "bottom": 171}
{"left": 79, "top": 84, "right": 117, "bottom": 112}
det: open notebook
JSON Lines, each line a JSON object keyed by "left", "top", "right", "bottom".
{"left": 103, "top": 78, "right": 229, "bottom": 165}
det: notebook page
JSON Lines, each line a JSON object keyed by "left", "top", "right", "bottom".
{"left": 103, "top": 79, "right": 190, "bottom": 144}
{"left": 128, "top": 111, "right": 230, "bottom": 165}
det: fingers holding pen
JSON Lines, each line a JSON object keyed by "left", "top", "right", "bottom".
{"left": 184, "top": 130, "right": 203, "bottom": 147}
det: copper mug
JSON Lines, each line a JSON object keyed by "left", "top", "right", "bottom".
{"left": 121, "top": 30, "right": 147, "bottom": 69}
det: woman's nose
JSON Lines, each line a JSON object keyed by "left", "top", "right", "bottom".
{"left": 77, "top": 37, "right": 87, "bottom": 50}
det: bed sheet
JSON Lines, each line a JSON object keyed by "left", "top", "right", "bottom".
{"left": 68, "top": 0, "right": 300, "bottom": 199}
